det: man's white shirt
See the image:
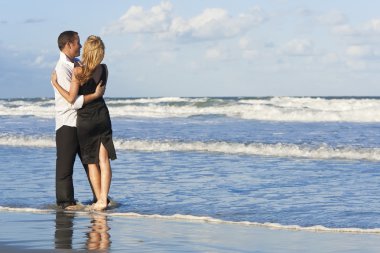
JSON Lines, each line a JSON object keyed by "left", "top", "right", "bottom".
{"left": 53, "top": 52, "right": 84, "bottom": 131}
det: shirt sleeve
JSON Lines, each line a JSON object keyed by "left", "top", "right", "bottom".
{"left": 71, "top": 95, "right": 84, "bottom": 109}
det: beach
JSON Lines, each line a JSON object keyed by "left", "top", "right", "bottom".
{"left": 1, "top": 97, "right": 380, "bottom": 252}
{"left": 1, "top": 209, "right": 380, "bottom": 253}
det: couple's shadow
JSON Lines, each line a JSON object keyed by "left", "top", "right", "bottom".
{"left": 55, "top": 211, "right": 111, "bottom": 251}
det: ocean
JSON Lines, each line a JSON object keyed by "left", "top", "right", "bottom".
{"left": 1, "top": 96, "right": 380, "bottom": 251}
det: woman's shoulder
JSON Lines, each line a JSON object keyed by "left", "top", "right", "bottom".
{"left": 100, "top": 63, "right": 108, "bottom": 70}
{"left": 73, "top": 66, "right": 83, "bottom": 75}
{"left": 98, "top": 63, "right": 108, "bottom": 75}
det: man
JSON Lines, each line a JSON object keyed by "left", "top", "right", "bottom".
{"left": 53, "top": 31, "right": 105, "bottom": 209}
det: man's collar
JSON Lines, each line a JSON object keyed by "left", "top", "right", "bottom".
{"left": 60, "top": 51, "right": 80, "bottom": 67}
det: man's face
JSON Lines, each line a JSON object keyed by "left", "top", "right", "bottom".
{"left": 68, "top": 34, "right": 82, "bottom": 58}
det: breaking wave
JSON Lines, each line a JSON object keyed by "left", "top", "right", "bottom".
{"left": 1, "top": 134, "right": 379, "bottom": 161}
{"left": 1, "top": 97, "right": 380, "bottom": 122}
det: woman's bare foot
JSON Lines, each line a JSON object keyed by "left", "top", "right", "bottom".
{"left": 92, "top": 200, "right": 107, "bottom": 211}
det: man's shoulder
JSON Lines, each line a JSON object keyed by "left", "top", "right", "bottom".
{"left": 56, "top": 53, "right": 74, "bottom": 71}
{"left": 56, "top": 59, "right": 73, "bottom": 74}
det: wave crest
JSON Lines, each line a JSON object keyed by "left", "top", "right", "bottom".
{"left": 1, "top": 134, "right": 379, "bottom": 161}
{"left": 2, "top": 97, "right": 380, "bottom": 122}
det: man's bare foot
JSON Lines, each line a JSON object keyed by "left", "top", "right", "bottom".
{"left": 65, "top": 204, "right": 83, "bottom": 211}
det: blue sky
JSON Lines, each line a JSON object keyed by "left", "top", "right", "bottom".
{"left": 1, "top": 0, "right": 380, "bottom": 98}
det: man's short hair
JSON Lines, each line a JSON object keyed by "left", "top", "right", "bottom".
{"left": 57, "top": 31, "right": 78, "bottom": 51}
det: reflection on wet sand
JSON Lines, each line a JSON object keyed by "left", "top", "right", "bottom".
{"left": 54, "top": 211, "right": 111, "bottom": 251}
{"left": 54, "top": 212, "right": 74, "bottom": 249}
{"left": 86, "top": 214, "right": 111, "bottom": 251}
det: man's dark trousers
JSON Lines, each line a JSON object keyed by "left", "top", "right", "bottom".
{"left": 56, "top": 125, "right": 79, "bottom": 208}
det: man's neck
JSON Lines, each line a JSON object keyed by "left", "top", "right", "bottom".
{"left": 61, "top": 50, "right": 74, "bottom": 63}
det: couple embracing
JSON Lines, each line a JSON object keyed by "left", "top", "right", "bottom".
{"left": 52, "top": 31, "right": 117, "bottom": 211}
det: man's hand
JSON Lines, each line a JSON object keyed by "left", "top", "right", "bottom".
{"left": 95, "top": 81, "right": 105, "bottom": 98}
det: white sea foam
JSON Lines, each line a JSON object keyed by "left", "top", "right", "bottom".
{"left": 0, "top": 206, "right": 53, "bottom": 214}
{"left": 1, "top": 134, "right": 380, "bottom": 161}
{"left": 114, "top": 139, "right": 380, "bottom": 161}
{"left": 0, "top": 206, "right": 379, "bottom": 234}
{"left": 0, "top": 99, "right": 55, "bottom": 118}
{"left": 107, "top": 212, "right": 380, "bottom": 234}
{"left": 0, "top": 134, "right": 55, "bottom": 147}
{"left": 1, "top": 97, "right": 380, "bottom": 122}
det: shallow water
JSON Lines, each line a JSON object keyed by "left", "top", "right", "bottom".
{"left": 2, "top": 211, "right": 380, "bottom": 253}
{"left": 1, "top": 97, "right": 380, "bottom": 234}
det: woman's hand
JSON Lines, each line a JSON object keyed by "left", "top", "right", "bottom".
{"left": 95, "top": 81, "right": 106, "bottom": 98}
{"left": 51, "top": 71, "right": 58, "bottom": 86}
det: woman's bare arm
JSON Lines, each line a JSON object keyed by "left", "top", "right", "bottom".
{"left": 51, "top": 68, "right": 105, "bottom": 105}
{"left": 51, "top": 67, "right": 81, "bottom": 104}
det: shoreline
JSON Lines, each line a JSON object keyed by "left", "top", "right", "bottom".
{"left": 1, "top": 210, "right": 380, "bottom": 253}
{"left": 2, "top": 206, "right": 380, "bottom": 235}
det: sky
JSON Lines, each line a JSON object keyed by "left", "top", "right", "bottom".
{"left": 1, "top": 0, "right": 380, "bottom": 98}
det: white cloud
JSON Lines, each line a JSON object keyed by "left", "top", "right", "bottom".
{"left": 104, "top": 1, "right": 265, "bottom": 42}
{"left": 296, "top": 8, "right": 314, "bottom": 17}
{"left": 169, "top": 7, "right": 264, "bottom": 40}
{"left": 242, "top": 50, "right": 258, "bottom": 60}
{"left": 238, "top": 38, "right": 258, "bottom": 59}
{"left": 27, "top": 54, "right": 55, "bottom": 69}
{"left": 24, "top": 18, "right": 45, "bottom": 24}
{"left": 321, "top": 53, "right": 339, "bottom": 64}
{"left": 238, "top": 38, "right": 250, "bottom": 50}
{"left": 364, "top": 18, "right": 380, "bottom": 33}
{"left": 281, "top": 38, "right": 313, "bottom": 56}
{"left": 132, "top": 40, "right": 144, "bottom": 50}
{"left": 105, "top": 1, "right": 173, "bottom": 34}
{"left": 317, "top": 11, "right": 360, "bottom": 37}
{"left": 345, "top": 60, "right": 367, "bottom": 70}
{"left": 346, "top": 45, "right": 372, "bottom": 58}
{"left": 331, "top": 24, "right": 357, "bottom": 36}
{"left": 205, "top": 47, "right": 224, "bottom": 60}
{"left": 317, "top": 11, "right": 347, "bottom": 26}
{"left": 34, "top": 55, "right": 44, "bottom": 65}
{"left": 324, "top": 17, "right": 380, "bottom": 37}
{"left": 158, "top": 51, "right": 176, "bottom": 64}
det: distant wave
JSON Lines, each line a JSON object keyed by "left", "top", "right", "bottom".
{"left": 0, "top": 134, "right": 54, "bottom": 147}
{"left": 1, "top": 206, "right": 379, "bottom": 234}
{"left": 115, "top": 139, "right": 380, "bottom": 161}
{"left": 1, "top": 97, "right": 380, "bottom": 122}
{"left": 1, "top": 134, "right": 380, "bottom": 161}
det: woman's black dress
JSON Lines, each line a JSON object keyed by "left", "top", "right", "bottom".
{"left": 77, "top": 64, "right": 116, "bottom": 164}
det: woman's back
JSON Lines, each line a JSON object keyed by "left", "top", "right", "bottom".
{"left": 76, "top": 62, "right": 116, "bottom": 164}
{"left": 78, "top": 64, "right": 107, "bottom": 108}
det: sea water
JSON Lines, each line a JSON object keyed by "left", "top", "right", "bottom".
{"left": 1, "top": 96, "right": 380, "bottom": 234}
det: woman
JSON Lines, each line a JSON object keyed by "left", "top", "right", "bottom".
{"left": 52, "top": 35, "right": 116, "bottom": 211}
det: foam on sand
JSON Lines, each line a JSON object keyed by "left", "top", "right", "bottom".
{"left": 1, "top": 205, "right": 380, "bottom": 234}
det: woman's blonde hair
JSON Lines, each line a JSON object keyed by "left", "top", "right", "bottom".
{"left": 76, "top": 35, "right": 105, "bottom": 84}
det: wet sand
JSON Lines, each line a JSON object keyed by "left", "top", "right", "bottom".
{"left": 1, "top": 210, "right": 380, "bottom": 253}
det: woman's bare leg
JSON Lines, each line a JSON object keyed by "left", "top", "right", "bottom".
{"left": 92, "top": 143, "right": 112, "bottom": 211}
{"left": 88, "top": 163, "right": 101, "bottom": 204}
